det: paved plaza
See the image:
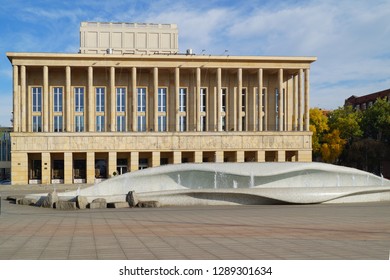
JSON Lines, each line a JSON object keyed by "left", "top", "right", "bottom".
{"left": 0, "top": 184, "right": 389, "bottom": 260}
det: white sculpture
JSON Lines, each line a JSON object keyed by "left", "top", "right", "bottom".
{"left": 25, "top": 162, "right": 390, "bottom": 206}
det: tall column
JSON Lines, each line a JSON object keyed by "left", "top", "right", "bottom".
{"left": 212, "top": 86, "right": 217, "bottom": 131}
{"left": 264, "top": 86, "right": 268, "bottom": 131}
{"left": 13, "top": 65, "right": 19, "bottom": 132}
{"left": 64, "top": 152, "right": 73, "bottom": 184}
{"left": 293, "top": 74, "right": 298, "bottom": 131}
{"left": 11, "top": 152, "right": 28, "bottom": 185}
{"left": 175, "top": 67, "right": 180, "bottom": 131}
{"left": 88, "top": 66, "right": 94, "bottom": 132}
{"left": 277, "top": 150, "right": 286, "bottom": 162}
{"left": 43, "top": 66, "right": 49, "bottom": 132}
{"left": 237, "top": 68, "right": 243, "bottom": 131}
{"left": 132, "top": 67, "right": 137, "bottom": 131}
{"left": 215, "top": 151, "right": 223, "bottom": 163}
{"left": 21, "top": 65, "right": 27, "bottom": 132}
{"left": 250, "top": 88, "right": 256, "bottom": 131}
{"left": 130, "top": 151, "right": 139, "bottom": 171}
{"left": 196, "top": 67, "right": 201, "bottom": 131}
{"left": 86, "top": 152, "right": 95, "bottom": 184}
{"left": 127, "top": 70, "right": 132, "bottom": 132}
{"left": 284, "top": 78, "right": 288, "bottom": 131}
{"left": 152, "top": 151, "right": 160, "bottom": 167}
{"left": 236, "top": 151, "right": 245, "bottom": 163}
{"left": 258, "top": 68, "right": 263, "bottom": 131}
{"left": 153, "top": 67, "right": 159, "bottom": 132}
{"left": 256, "top": 151, "right": 265, "bottom": 162}
{"left": 66, "top": 66, "right": 72, "bottom": 132}
{"left": 108, "top": 152, "right": 117, "bottom": 178}
{"left": 304, "top": 68, "right": 310, "bottom": 131}
{"left": 278, "top": 68, "right": 283, "bottom": 131}
{"left": 173, "top": 151, "right": 181, "bottom": 164}
{"left": 298, "top": 69, "right": 303, "bottom": 131}
{"left": 41, "top": 152, "right": 51, "bottom": 184}
{"left": 217, "top": 68, "right": 222, "bottom": 131}
{"left": 194, "top": 151, "right": 202, "bottom": 163}
{"left": 110, "top": 66, "right": 116, "bottom": 132}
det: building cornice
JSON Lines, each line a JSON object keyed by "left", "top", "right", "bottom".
{"left": 6, "top": 52, "right": 317, "bottom": 69}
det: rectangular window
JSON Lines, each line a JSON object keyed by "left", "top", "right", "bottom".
{"left": 53, "top": 116, "right": 63, "bottom": 132}
{"left": 32, "top": 87, "right": 42, "bottom": 112}
{"left": 262, "top": 88, "right": 266, "bottom": 131}
{"left": 179, "top": 88, "right": 187, "bottom": 112}
{"left": 179, "top": 116, "right": 186, "bottom": 132}
{"left": 96, "top": 116, "right": 105, "bottom": 132}
{"left": 221, "top": 88, "right": 227, "bottom": 112}
{"left": 53, "top": 87, "right": 63, "bottom": 112}
{"left": 32, "top": 116, "right": 42, "bottom": 132}
{"left": 222, "top": 116, "right": 226, "bottom": 131}
{"left": 116, "top": 88, "right": 126, "bottom": 112}
{"left": 242, "top": 116, "right": 246, "bottom": 131}
{"left": 137, "top": 88, "right": 146, "bottom": 112}
{"left": 200, "top": 88, "right": 207, "bottom": 112}
{"left": 158, "top": 116, "right": 166, "bottom": 132}
{"left": 117, "top": 116, "right": 125, "bottom": 132}
{"left": 262, "top": 88, "right": 266, "bottom": 112}
{"left": 137, "top": 115, "right": 146, "bottom": 131}
{"left": 74, "top": 87, "right": 84, "bottom": 112}
{"left": 158, "top": 88, "right": 167, "bottom": 112}
{"left": 242, "top": 88, "right": 246, "bottom": 112}
{"left": 200, "top": 115, "right": 206, "bottom": 131}
{"left": 96, "top": 87, "right": 105, "bottom": 112}
{"left": 75, "top": 115, "right": 84, "bottom": 132}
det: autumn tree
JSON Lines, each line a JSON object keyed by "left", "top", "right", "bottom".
{"left": 312, "top": 98, "right": 389, "bottom": 175}
{"left": 320, "top": 129, "right": 347, "bottom": 163}
{"left": 309, "top": 108, "right": 348, "bottom": 163}
{"left": 309, "top": 108, "right": 329, "bottom": 159}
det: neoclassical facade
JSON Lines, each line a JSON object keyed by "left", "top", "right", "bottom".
{"left": 7, "top": 22, "right": 316, "bottom": 185}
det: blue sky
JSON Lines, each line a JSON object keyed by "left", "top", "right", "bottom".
{"left": 1, "top": 0, "right": 390, "bottom": 126}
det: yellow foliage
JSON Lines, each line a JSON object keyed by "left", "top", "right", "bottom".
{"left": 320, "top": 129, "right": 347, "bottom": 163}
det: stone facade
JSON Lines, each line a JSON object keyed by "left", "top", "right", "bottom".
{"left": 6, "top": 22, "right": 316, "bottom": 185}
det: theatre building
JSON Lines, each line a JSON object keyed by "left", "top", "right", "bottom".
{"left": 7, "top": 22, "right": 316, "bottom": 185}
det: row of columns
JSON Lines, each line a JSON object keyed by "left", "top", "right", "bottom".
{"left": 13, "top": 65, "right": 311, "bottom": 133}
{"left": 39, "top": 150, "right": 298, "bottom": 184}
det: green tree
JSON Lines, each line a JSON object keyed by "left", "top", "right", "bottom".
{"left": 361, "top": 97, "right": 390, "bottom": 143}
{"left": 328, "top": 105, "right": 363, "bottom": 143}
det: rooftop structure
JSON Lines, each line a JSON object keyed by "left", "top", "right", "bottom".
{"left": 79, "top": 22, "right": 179, "bottom": 55}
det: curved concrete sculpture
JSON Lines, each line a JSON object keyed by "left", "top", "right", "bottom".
{"left": 26, "top": 162, "right": 390, "bottom": 206}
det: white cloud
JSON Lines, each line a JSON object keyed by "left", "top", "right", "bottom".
{"left": 143, "top": 7, "right": 235, "bottom": 53}
{"left": 223, "top": 1, "right": 390, "bottom": 108}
